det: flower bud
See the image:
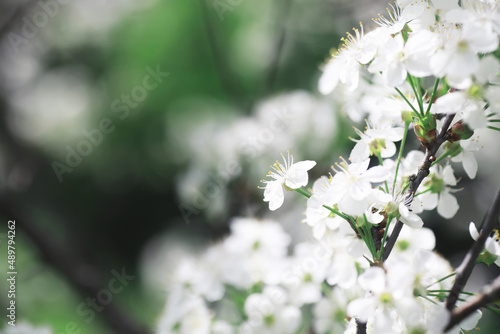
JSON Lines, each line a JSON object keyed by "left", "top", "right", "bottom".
{"left": 414, "top": 124, "right": 436, "bottom": 147}
{"left": 413, "top": 113, "right": 437, "bottom": 147}
{"left": 447, "top": 121, "right": 474, "bottom": 142}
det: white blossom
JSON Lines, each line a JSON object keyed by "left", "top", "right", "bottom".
{"left": 260, "top": 152, "right": 316, "bottom": 211}
{"left": 418, "top": 165, "right": 460, "bottom": 219}
{"left": 349, "top": 121, "right": 404, "bottom": 162}
{"left": 319, "top": 24, "right": 377, "bottom": 94}
{"left": 330, "top": 158, "right": 390, "bottom": 216}
{"left": 243, "top": 286, "right": 301, "bottom": 334}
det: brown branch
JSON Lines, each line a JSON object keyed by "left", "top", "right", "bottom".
{"left": 356, "top": 319, "right": 367, "bottom": 334}
{"left": 444, "top": 274, "right": 500, "bottom": 332}
{"left": 382, "top": 114, "right": 455, "bottom": 262}
{"left": 445, "top": 186, "right": 500, "bottom": 312}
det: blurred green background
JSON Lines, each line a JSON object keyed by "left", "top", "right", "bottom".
{"left": 0, "top": 0, "right": 499, "bottom": 333}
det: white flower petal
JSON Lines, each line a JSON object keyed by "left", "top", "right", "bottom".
{"left": 362, "top": 166, "right": 390, "bottom": 183}
{"left": 437, "top": 192, "right": 459, "bottom": 219}
{"left": 359, "top": 267, "right": 386, "bottom": 294}
{"left": 350, "top": 180, "right": 372, "bottom": 200}
{"left": 462, "top": 150, "right": 477, "bottom": 179}
{"left": 399, "top": 203, "right": 424, "bottom": 229}
{"left": 420, "top": 192, "right": 438, "bottom": 210}
{"left": 346, "top": 298, "right": 376, "bottom": 322}
{"left": 318, "top": 61, "right": 340, "bottom": 95}
{"left": 442, "top": 165, "right": 457, "bottom": 186}
{"left": 350, "top": 141, "right": 371, "bottom": 162}
{"left": 349, "top": 159, "right": 371, "bottom": 175}
{"left": 327, "top": 259, "right": 357, "bottom": 289}
{"left": 264, "top": 181, "right": 285, "bottom": 211}
{"left": 339, "top": 194, "right": 369, "bottom": 216}
{"left": 312, "top": 222, "right": 326, "bottom": 240}
{"left": 285, "top": 160, "right": 316, "bottom": 188}
{"left": 380, "top": 141, "right": 397, "bottom": 158}
{"left": 385, "top": 61, "right": 407, "bottom": 87}
{"left": 458, "top": 309, "right": 482, "bottom": 330}
{"left": 469, "top": 222, "right": 480, "bottom": 241}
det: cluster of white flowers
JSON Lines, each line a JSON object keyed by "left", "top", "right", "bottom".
{"left": 156, "top": 218, "right": 484, "bottom": 334}
{"left": 301, "top": 0, "right": 500, "bottom": 229}
{"left": 157, "top": 0, "right": 500, "bottom": 332}
{"left": 257, "top": 0, "right": 500, "bottom": 331}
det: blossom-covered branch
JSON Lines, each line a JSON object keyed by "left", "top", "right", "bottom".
{"left": 382, "top": 113, "right": 456, "bottom": 261}
{"left": 157, "top": 0, "right": 500, "bottom": 333}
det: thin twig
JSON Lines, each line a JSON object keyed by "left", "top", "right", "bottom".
{"left": 198, "top": 0, "right": 244, "bottom": 107}
{"left": 262, "top": 0, "right": 291, "bottom": 94}
{"left": 382, "top": 114, "right": 455, "bottom": 262}
{"left": 444, "top": 274, "right": 500, "bottom": 331}
{"left": 445, "top": 186, "right": 500, "bottom": 311}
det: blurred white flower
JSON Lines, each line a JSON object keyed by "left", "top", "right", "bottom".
{"left": 313, "top": 287, "right": 358, "bottom": 334}
{"left": 346, "top": 266, "right": 420, "bottom": 332}
{"left": 157, "top": 289, "right": 212, "bottom": 334}
{"left": 223, "top": 218, "right": 291, "bottom": 288}
{"left": 212, "top": 321, "right": 234, "bottom": 334}
{"left": 284, "top": 242, "right": 328, "bottom": 306}
{"left": 243, "top": 286, "right": 301, "bottom": 334}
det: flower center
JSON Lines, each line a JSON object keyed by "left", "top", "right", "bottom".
{"left": 263, "top": 314, "right": 275, "bottom": 327}
{"left": 380, "top": 292, "right": 393, "bottom": 304}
